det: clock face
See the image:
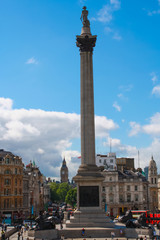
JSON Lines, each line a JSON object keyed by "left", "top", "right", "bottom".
{"left": 62, "top": 171, "right": 65, "bottom": 174}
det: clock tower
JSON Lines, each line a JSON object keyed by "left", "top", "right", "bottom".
{"left": 60, "top": 158, "right": 68, "bottom": 183}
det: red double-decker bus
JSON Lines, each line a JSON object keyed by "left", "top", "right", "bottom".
{"left": 131, "top": 210, "right": 160, "bottom": 225}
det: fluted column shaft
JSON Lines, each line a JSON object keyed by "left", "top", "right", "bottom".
{"left": 80, "top": 51, "right": 95, "bottom": 166}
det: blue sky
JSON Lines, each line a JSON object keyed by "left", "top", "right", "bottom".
{"left": 0, "top": 0, "right": 160, "bottom": 180}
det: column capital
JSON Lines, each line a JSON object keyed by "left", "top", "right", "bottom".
{"left": 76, "top": 35, "right": 97, "bottom": 52}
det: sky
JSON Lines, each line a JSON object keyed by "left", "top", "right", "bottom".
{"left": 0, "top": 0, "right": 160, "bottom": 180}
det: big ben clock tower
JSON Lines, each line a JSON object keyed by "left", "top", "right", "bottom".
{"left": 60, "top": 158, "right": 68, "bottom": 183}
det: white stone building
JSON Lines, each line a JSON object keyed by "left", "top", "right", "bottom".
{"left": 96, "top": 152, "right": 116, "bottom": 170}
{"left": 102, "top": 170, "right": 149, "bottom": 217}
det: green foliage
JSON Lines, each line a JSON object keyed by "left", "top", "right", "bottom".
{"left": 49, "top": 182, "right": 72, "bottom": 203}
{"left": 65, "top": 188, "right": 77, "bottom": 208}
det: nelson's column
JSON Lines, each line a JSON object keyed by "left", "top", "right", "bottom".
{"left": 66, "top": 7, "right": 114, "bottom": 228}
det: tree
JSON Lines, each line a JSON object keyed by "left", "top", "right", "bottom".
{"left": 50, "top": 182, "right": 71, "bottom": 203}
{"left": 49, "top": 182, "right": 59, "bottom": 202}
{"left": 65, "top": 188, "right": 77, "bottom": 208}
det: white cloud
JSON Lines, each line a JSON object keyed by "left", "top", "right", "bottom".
{"left": 0, "top": 97, "right": 13, "bottom": 110}
{"left": 150, "top": 72, "right": 158, "bottom": 84}
{"left": 113, "top": 101, "right": 121, "bottom": 112}
{"left": 129, "top": 122, "right": 141, "bottom": 136}
{"left": 95, "top": 116, "right": 119, "bottom": 137}
{"left": 97, "top": 0, "right": 121, "bottom": 23}
{"left": 158, "top": 0, "right": 160, "bottom": 5}
{"left": 129, "top": 113, "right": 160, "bottom": 137}
{"left": 119, "top": 84, "right": 133, "bottom": 92}
{"left": 26, "top": 57, "right": 38, "bottom": 65}
{"left": 152, "top": 85, "right": 160, "bottom": 97}
{"left": 0, "top": 97, "right": 118, "bottom": 180}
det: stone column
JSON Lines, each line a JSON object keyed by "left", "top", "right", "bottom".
{"left": 76, "top": 7, "right": 98, "bottom": 173}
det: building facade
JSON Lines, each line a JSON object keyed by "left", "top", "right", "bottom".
{"left": 102, "top": 169, "right": 149, "bottom": 217}
{"left": 148, "top": 156, "right": 158, "bottom": 212}
{"left": 0, "top": 150, "right": 24, "bottom": 224}
{"left": 96, "top": 153, "right": 116, "bottom": 170}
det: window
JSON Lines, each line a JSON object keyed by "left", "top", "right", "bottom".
{"left": 110, "top": 159, "right": 113, "bottom": 163}
{"left": 4, "top": 179, "right": 11, "bottom": 185}
{"left": 5, "top": 158, "right": 10, "bottom": 164}
{"left": 99, "top": 159, "right": 101, "bottom": 163}
{"left": 4, "top": 169, "right": 10, "bottom": 174}
{"left": 15, "top": 179, "right": 17, "bottom": 186}
{"left": 5, "top": 189, "right": 10, "bottom": 196}
{"left": 155, "top": 178, "right": 157, "bottom": 184}
{"left": 109, "top": 177, "right": 112, "bottom": 181}
{"left": 104, "top": 159, "right": 106, "bottom": 164}
{"left": 127, "top": 194, "right": 131, "bottom": 202}
{"left": 127, "top": 185, "right": 130, "bottom": 191}
{"left": 15, "top": 199, "right": 17, "bottom": 208}
{"left": 135, "top": 185, "right": 138, "bottom": 191}
{"left": 15, "top": 168, "right": 17, "bottom": 174}
{"left": 119, "top": 195, "right": 123, "bottom": 202}
{"left": 143, "top": 185, "right": 146, "bottom": 190}
{"left": 109, "top": 195, "right": 113, "bottom": 203}
{"left": 110, "top": 186, "right": 113, "bottom": 191}
{"left": 15, "top": 189, "right": 17, "bottom": 195}
{"left": 102, "top": 186, "right": 105, "bottom": 192}
{"left": 135, "top": 194, "right": 138, "bottom": 201}
{"left": 151, "top": 178, "right": 153, "bottom": 184}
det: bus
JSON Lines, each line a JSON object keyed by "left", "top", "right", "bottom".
{"left": 131, "top": 210, "right": 160, "bottom": 225}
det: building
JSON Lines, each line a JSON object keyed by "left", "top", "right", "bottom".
{"left": 60, "top": 158, "right": 68, "bottom": 183}
{"left": 148, "top": 156, "right": 158, "bottom": 212}
{"left": 116, "top": 157, "right": 135, "bottom": 171}
{"left": 25, "top": 161, "right": 44, "bottom": 216}
{"left": 96, "top": 153, "right": 116, "bottom": 170}
{"left": 102, "top": 169, "right": 148, "bottom": 217}
{"left": 0, "top": 149, "right": 24, "bottom": 224}
{"left": 144, "top": 166, "right": 149, "bottom": 180}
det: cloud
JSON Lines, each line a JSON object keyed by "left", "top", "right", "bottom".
{"left": 0, "top": 97, "right": 118, "bottom": 180}
{"left": 119, "top": 84, "right": 133, "bottom": 92}
{"left": 113, "top": 101, "right": 121, "bottom": 112}
{"left": 0, "top": 98, "right": 13, "bottom": 110}
{"left": 96, "top": 0, "right": 121, "bottom": 23}
{"left": 150, "top": 72, "right": 158, "bottom": 84}
{"left": 129, "top": 122, "right": 141, "bottom": 136}
{"left": 129, "top": 112, "right": 160, "bottom": 137}
{"left": 26, "top": 57, "right": 38, "bottom": 65}
{"left": 152, "top": 85, "right": 160, "bottom": 97}
{"left": 103, "top": 136, "right": 160, "bottom": 171}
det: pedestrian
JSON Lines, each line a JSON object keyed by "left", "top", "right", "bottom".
{"left": 81, "top": 228, "right": 85, "bottom": 236}
{"left": 144, "top": 236, "right": 147, "bottom": 240}
{"left": 18, "top": 231, "right": 20, "bottom": 240}
{"left": 111, "top": 231, "right": 115, "bottom": 239}
{"left": 140, "top": 237, "right": 143, "bottom": 240}
{"left": 1, "top": 229, "right": 5, "bottom": 240}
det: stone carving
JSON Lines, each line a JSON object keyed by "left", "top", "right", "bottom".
{"left": 80, "top": 6, "right": 90, "bottom": 28}
{"left": 35, "top": 211, "right": 56, "bottom": 230}
{"left": 76, "top": 35, "right": 96, "bottom": 52}
{"left": 118, "top": 210, "right": 149, "bottom": 228}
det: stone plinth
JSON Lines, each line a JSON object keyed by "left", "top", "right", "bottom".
{"left": 28, "top": 229, "right": 58, "bottom": 239}
{"left": 66, "top": 210, "right": 114, "bottom": 228}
